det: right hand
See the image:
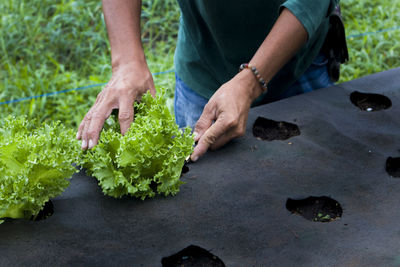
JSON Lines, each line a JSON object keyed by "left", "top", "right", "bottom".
{"left": 76, "top": 62, "right": 156, "bottom": 150}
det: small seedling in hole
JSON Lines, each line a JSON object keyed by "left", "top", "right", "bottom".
{"left": 321, "top": 214, "right": 331, "bottom": 220}
{"left": 252, "top": 117, "right": 300, "bottom": 141}
{"left": 161, "top": 245, "right": 225, "bottom": 267}
{"left": 31, "top": 200, "right": 54, "bottom": 221}
{"left": 286, "top": 196, "right": 342, "bottom": 223}
{"left": 350, "top": 91, "right": 392, "bottom": 111}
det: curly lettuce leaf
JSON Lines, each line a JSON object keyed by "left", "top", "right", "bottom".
{"left": 83, "top": 90, "right": 194, "bottom": 199}
{"left": 0, "top": 116, "right": 80, "bottom": 222}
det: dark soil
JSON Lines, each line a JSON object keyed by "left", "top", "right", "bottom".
{"left": 31, "top": 200, "right": 54, "bottom": 221}
{"left": 386, "top": 157, "right": 400, "bottom": 178}
{"left": 350, "top": 91, "right": 392, "bottom": 111}
{"left": 253, "top": 117, "right": 300, "bottom": 141}
{"left": 182, "top": 164, "right": 190, "bottom": 174}
{"left": 286, "top": 196, "right": 342, "bottom": 223}
{"left": 162, "top": 245, "right": 225, "bottom": 267}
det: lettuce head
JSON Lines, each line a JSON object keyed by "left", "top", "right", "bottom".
{"left": 0, "top": 116, "right": 80, "bottom": 223}
{"left": 82, "top": 90, "right": 194, "bottom": 200}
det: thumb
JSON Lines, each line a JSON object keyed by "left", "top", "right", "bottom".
{"left": 193, "top": 104, "right": 215, "bottom": 142}
{"left": 191, "top": 118, "right": 225, "bottom": 162}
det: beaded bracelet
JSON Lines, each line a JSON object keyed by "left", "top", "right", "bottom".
{"left": 239, "top": 63, "right": 268, "bottom": 93}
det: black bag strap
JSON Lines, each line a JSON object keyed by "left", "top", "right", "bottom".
{"left": 322, "top": 5, "right": 349, "bottom": 82}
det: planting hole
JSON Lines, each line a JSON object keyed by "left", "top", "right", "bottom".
{"left": 161, "top": 245, "right": 225, "bottom": 267}
{"left": 253, "top": 117, "right": 300, "bottom": 141}
{"left": 179, "top": 162, "right": 190, "bottom": 179}
{"left": 182, "top": 163, "right": 190, "bottom": 174}
{"left": 386, "top": 157, "right": 400, "bottom": 178}
{"left": 286, "top": 196, "right": 342, "bottom": 223}
{"left": 31, "top": 200, "right": 54, "bottom": 221}
{"left": 350, "top": 91, "right": 392, "bottom": 111}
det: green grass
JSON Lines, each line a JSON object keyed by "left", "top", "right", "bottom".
{"left": 340, "top": 0, "right": 400, "bottom": 82}
{"left": 0, "top": 0, "right": 399, "bottom": 129}
{"left": 0, "top": 0, "right": 179, "bottom": 128}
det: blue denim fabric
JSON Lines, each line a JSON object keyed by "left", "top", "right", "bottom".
{"left": 279, "top": 53, "right": 334, "bottom": 99}
{"left": 174, "top": 74, "right": 209, "bottom": 129}
{"left": 174, "top": 53, "right": 334, "bottom": 129}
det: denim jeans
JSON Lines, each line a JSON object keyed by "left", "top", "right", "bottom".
{"left": 174, "top": 53, "right": 334, "bottom": 129}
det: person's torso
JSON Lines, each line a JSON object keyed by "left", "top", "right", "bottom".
{"left": 174, "top": 0, "right": 331, "bottom": 104}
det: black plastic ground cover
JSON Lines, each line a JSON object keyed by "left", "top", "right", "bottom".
{"left": 1, "top": 68, "right": 400, "bottom": 266}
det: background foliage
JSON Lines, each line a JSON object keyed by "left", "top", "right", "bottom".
{"left": 1, "top": 0, "right": 399, "bottom": 129}
{"left": 340, "top": 0, "right": 400, "bottom": 81}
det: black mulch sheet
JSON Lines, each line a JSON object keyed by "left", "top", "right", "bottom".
{"left": 1, "top": 68, "right": 400, "bottom": 266}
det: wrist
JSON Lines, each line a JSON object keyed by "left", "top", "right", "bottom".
{"left": 235, "top": 70, "right": 264, "bottom": 102}
{"left": 111, "top": 52, "right": 147, "bottom": 71}
{"left": 109, "top": 60, "right": 153, "bottom": 88}
{"left": 111, "top": 58, "right": 149, "bottom": 74}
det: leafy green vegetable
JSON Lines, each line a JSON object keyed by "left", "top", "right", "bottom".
{"left": 0, "top": 116, "right": 80, "bottom": 223}
{"left": 82, "top": 90, "right": 194, "bottom": 200}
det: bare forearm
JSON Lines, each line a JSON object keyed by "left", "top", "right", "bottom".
{"left": 102, "top": 0, "right": 145, "bottom": 69}
{"left": 248, "top": 8, "right": 308, "bottom": 99}
{"left": 191, "top": 8, "right": 309, "bottom": 161}
{"left": 78, "top": 0, "right": 155, "bottom": 150}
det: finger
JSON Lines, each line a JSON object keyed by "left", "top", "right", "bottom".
{"left": 193, "top": 103, "right": 215, "bottom": 142}
{"left": 81, "top": 105, "right": 98, "bottom": 149}
{"left": 81, "top": 112, "right": 92, "bottom": 150}
{"left": 85, "top": 106, "right": 113, "bottom": 149}
{"left": 191, "top": 118, "right": 227, "bottom": 162}
{"left": 209, "top": 132, "right": 236, "bottom": 150}
{"left": 77, "top": 91, "right": 105, "bottom": 140}
{"left": 148, "top": 80, "right": 156, "bottom": 97}
{"left": 118, "top": 96, "right": 135, "bottom": 135}
{"left": 76, "top": 119, "right": 86, "bottom": 140}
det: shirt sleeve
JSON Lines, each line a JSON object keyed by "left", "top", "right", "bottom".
{"left": 280, "top": 0, "right": 339, "bottom": 42}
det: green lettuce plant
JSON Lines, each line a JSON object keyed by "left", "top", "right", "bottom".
{"left": 82, "top": 91, "right": 194, "bottom": 200}
{"left": 0, "top": 116, "right": 80, "bottom": 223}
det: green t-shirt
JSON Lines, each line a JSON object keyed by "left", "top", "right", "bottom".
{"left": 174, "top": 0, "right": 339, "bottom": 105}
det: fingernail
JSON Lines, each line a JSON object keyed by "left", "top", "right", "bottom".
{"left": 193, "top": 132, "right": 199, "bottom": 139}
{"left": 191, "top": 154, "right": 199, "bottom": 162}
{"left": 76, "top": 132, "right": 80, "bottom": 140}
{"left": 88, "top": 139, "right": 94, "bottom": 149}
{"left": 81, "top": 140, "right": 87, "bottom": 149}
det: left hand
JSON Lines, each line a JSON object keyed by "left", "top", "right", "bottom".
{"left": 190, "top": 70, "right": 262, "bottom": 161}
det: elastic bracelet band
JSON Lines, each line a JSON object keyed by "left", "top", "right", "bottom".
{"left": 239, "top": 63, "right": 268, "bottom": 93}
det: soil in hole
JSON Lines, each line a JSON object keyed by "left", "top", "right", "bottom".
{"left": 386, "top": 157, "right": 400, "bottom": 178}
{"left": 31, "top": 200, "right": 54, "bottom": 221}
{"left": 286, "top": 196, "right": 342, "bottom": 222}
{"left": 182, "top": 163, "right": 190, "bottom": 175}
{"left": 253, "top": 117, "right": 300, "bottom": 141}
{"left": 162, "top": 245, "right": 225, "bottom": 267}
{"left": 350, "top": 91, "right": 392, "bottom": 111}
{"left": 180, "top": 162, "right": 190, "bottom": 179}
